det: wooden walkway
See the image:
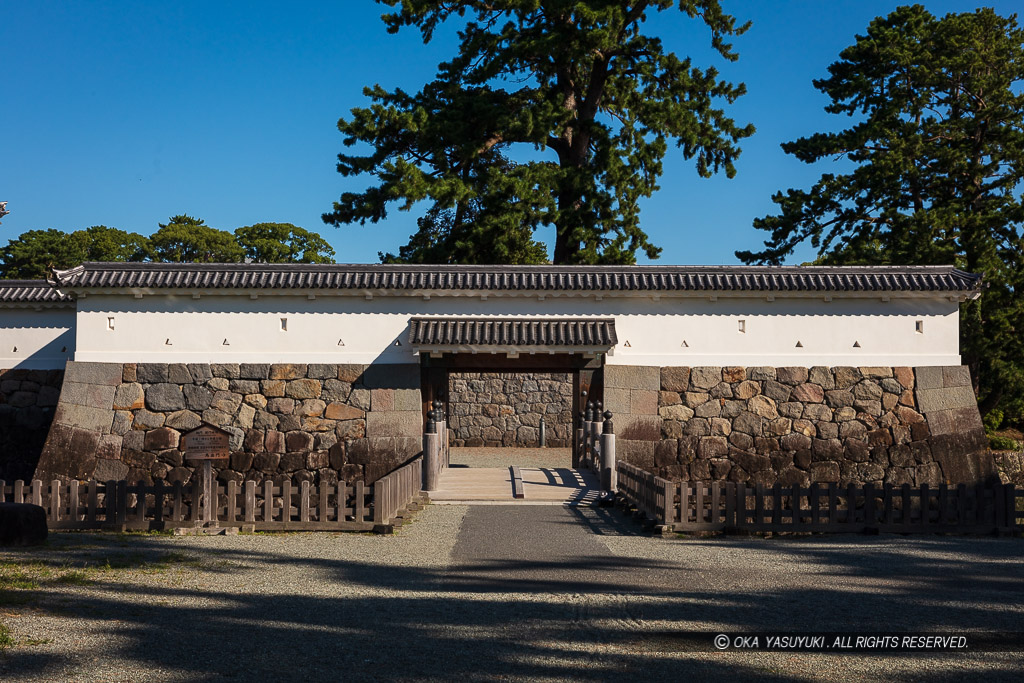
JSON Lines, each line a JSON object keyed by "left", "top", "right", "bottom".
{"left": 429, "top": 467, "right": 601, "bottom": 506}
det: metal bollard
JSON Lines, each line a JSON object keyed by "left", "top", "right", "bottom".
{"left": 539, "top": 416, "right": 546, "bottom": 448}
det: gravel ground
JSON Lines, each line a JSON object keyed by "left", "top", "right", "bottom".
{"left": 449, "top": 447, "right": 571, "bottom": 469}
{"left": 1, "top": 504, "right": 1022, "bottom": 681}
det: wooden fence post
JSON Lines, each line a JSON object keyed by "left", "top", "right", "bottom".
{"left": 49, "top": 480, "right": 61, "bottom": 523}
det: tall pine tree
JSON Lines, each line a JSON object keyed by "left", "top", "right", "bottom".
{"left": 739, "top": 5, "right": 1024, "bottom": 426}
{"left": 324, "top": 0, "right": 753, "bottom": 264}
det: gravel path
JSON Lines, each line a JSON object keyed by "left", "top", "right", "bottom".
{"left": 1, "top": 504, "right": 1022, "bottom": 681}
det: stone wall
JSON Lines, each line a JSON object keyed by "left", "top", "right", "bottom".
{"left": 0, "top": 368, "right": 63, "bottom": 481}
{"left": 35, "top": 362, "right": 422, "bottom": 486}
{"left": 447, "top": 372, "right": 573, "bottom": 447}
{"left": 605, "top": 365, "right": 994, "bottom": 487}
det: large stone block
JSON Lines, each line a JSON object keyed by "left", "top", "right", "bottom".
{"left": 688, "top": 367, "right": 722, "bottom": 390}
{"left": 93, "top": 458, "right": 129, "bottom": 481}
{"left": 285, "top": 379, "right": 321, "bottom": 399}
{"left": 926, "top": 406, "right": 983, "bottom": 437}
{"left": 629, "top": 389, "right": 658, "bottom": 415}
{"left": 113, "top": 383, "right": 145, "bottom": 410}
{"left": 366, "top": 410, "right": 421, "bottom": 438}
{"left": 167, "top": 364, "right": 193, "bottom": 384}
{"left": 325, "top": 402, "right": 364, "bottom": 421}
{"left": 307, "top": 364, "right": 338, "bottom": 380}
{"left": 915, "top": 385, "right": 976, "bottom": 414}
{"left": 187, "top": 364, "right": 213, "bottom": 382}
{"left": 62, "top": 382, "right": 117, "bottom": 409}
{"left": 239, "top": 363, "right": 271, "bottom": 379}
{"left": 136, "top": 363, "right": 169, "bottom": 383}
{"left": 604, "top": 365, "right": 660, "bottom": 391}
{"left": 337, "top": 364, "right": 366, "bottom": 383}
{"left": 394, "top": 389, "right": 422, "bottom": 411}
{"left": 270, "top": 364, "right": 308, "bottom": 380}
{"left": 914, "top": 366, "right": 945, "bottom": 391}
{"left": 145, "top": 384, "right": 186, "bottom": 412}
{"left": 53, "top": 403, "right": 114, "bottom": 433}
{"left": 64, "top": 362, "right": 124, "bottom": 387}
{"left": 660, "top": 367, "right": 690, "bottom": 392}
{"left": 371, "top": 388, "right": 395, "bottom": 411}
{"left": 603, "top": 388, "right": 631, "bottom": 415}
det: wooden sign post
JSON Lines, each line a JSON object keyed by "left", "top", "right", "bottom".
{"left": 181, "top": 424, "right": 231, "bottom": 527}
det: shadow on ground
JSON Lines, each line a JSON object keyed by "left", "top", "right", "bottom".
{"left": 1, "top": 511, "right": 1023, "bottom": 681}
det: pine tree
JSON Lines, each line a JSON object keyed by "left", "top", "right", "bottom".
{"left": 324, "top": 0, "right": 753, "bottom": 264}
{"left": 738, "top": 5, "right": 1024, "bottom": 425}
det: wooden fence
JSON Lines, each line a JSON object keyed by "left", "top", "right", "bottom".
{"left": 616, "top": 462, "right": 1022, "bottom": 534}
{"left": 1, "top": 456, "right": 425, "bottom": 532}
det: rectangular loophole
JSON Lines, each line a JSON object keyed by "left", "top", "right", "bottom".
{"left": 107, "top": 317, "right": 115, "bottom": 331}
{"left": 738, "top": 319, "right": 746, "bottom": 334}
{"left": 915, "top": 320, "right": 924, "bottom": 334}
{"left": 280, "top": 318, "right": 288, "bottom": 332}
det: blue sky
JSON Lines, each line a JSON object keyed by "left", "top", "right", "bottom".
{"left": 2, "top": 1, "right": 1019, "bottom": 265}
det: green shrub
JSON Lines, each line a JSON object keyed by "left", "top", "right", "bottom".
{"left": 984, "top": 409, "right": 1004, "bottom": 433}
{"left": 989, "top": 435, "right": 1021, "bottom": 451}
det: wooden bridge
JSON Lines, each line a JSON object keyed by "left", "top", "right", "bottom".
{"left": 428, "top": 466, "right": 601, "bottom": 506}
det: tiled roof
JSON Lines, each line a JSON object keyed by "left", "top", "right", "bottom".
{"left": 409, "top": 318, "right": 618, "bottom": 348}
{"left": 49, "top": 263, "right": 983, "bottom": 294}
{"left": 0, "top": 280, "right": 73, "bottom": 304}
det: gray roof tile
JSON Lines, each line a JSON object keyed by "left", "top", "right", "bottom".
{"left": 409, "top": 318, "right": 617, "bottom": 347}
{"left": 0, "top": 280, "right": 72, "bottom": 304}
{"left": 50, "top": 262, "right": 982, "bottom": 294}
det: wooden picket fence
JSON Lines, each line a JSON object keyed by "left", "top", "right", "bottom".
{"left": 0, "top": 456, "right": 425, "bottom": 532}
{"left": 616, "top": 462, "right": 1022, "bottom": 534}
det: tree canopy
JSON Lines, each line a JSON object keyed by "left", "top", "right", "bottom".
{"left": 738, "top": 5, "right": 1024, "bottom": 426}
{"left": 234, "top": 223, "right": 336, "bottom": 263}
{"left": 0, "top": 226, "right": 149, "bottom": 279}
{"left": 148, "top": 215, "right": 245, "bottom": 263}
{"left": 0, "top": 216, "right": 338, "bottom": 277}
{"left": 325, "top": 0, "right": 754, "bottom": 264}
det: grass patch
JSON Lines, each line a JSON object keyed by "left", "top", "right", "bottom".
{"left": 52, "top": 570, "right": 93, "bottom": 586}
{"left": 0, "top": 623, "right": 14, "bottom": 650}
{"left": 0, "top": 570, "right": 39, "bottom": 591}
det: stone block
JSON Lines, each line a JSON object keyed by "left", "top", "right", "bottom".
{"left": 930, "top": 434, "right": 996, "bottom": 485}
{"left": 371, "top": 388, "right": 395, "bottom": 411}
{"left": 238, "top": 363, "right": 271, "bottom": 379}
{"left": 186, "top": 364, "right": 213, "bottom": 382}
{"left": 697, "top": 436, "right": 729, "bottom": 459}
{"left": 603, "top": 388, "right": 631, "bottom": 415}
{"left": 200, "top": 408, "right": 232, "bottom": 427}
{"left": 747, "top": 395, "right": 778, "bottom": 419}
{"left": 236, "top": 403, "right": 256, "bottom": 429}
{"left": 93, "top": 458, "right": 130, "bottom": 481}
{"left": 111, "top": 410, "right": 134, "bottom": 435}
{"left": 228, "top": 379, "right": 261, "bottom": 395}
{"left": 366, "top": 410, "right": 421, "bottom": 438}
{"left": 210, "top": 363, "right": 240, "bottom": 379}
{"left": 833, "top": 366, "right": 862, "bottom": 389}
{"left": 54, "top": 402, "right": 114, "bottom": 433}
{"left": 394, "top": 389, "right": 421, "bottom": 411}
{"left": 810, "top": 461, "right": 840, "bottom": 483}
{"left": 630, "top": 389, "right": 658, "bottom": 415}
{"left": 285, "top": 379, "right": 321, "bottom": 399}
{"left": 167, "top": 364, "right": 193, "bottom": 384}
{"left": 660, "top": 367, "right": 690, "bottom": 392}
{"left": 325, "top": 402, "right": 364, "bottom": 421}
{"left": 165, "top": 410, "right": 201, "bottom": 431}
{"left": 113, "top": 383, "right": 145, "bottom": 410}
{"left": 914, "top": 366, "right": 944, "bottom": 391}
{"left": 695, "top": 400, "right": 721, "bottom": 418}
{"left": 915, "top": 385, "right": 976, "bottom": 414}
{"left": 722, "top": 366, "right": 746, "bottom": 383}
{"left": 362, "top": 363, "right": 419, "bottom": 390}
{"left": 64, "top": 362, "right": 124, "bottom": 387}
{"left": 265, "top": 430, "right": 285, "bottom": 454}
{"left": 926, "top": 406, "right": 983, "bottom": 437}
{"left": 136, "top": 363, "right": 170, "bottom": 383}
{"left": 179, "top": 385, "right": 212, "bottom": 414}
{"left": 853, "top": 382, "right": 883, "bottom": 401}
{"left": 337, "top": 364, "right": 366, "bottom": 383}
{"left": 285, "top": 431, "right": 315, "bottom": 452}
{"left": 732, "top": 411, "right": 761, "bottom": 436}
{"left": 349, "top": 389, "right": 371, "bottom": 410}
{"left": 859, "top": 367, "right": 893, "bottom": 379}
{"left": 658, "top": 404, "right": 694, "bottom": 421}
{"left": 62, "top": 381, "right": 117, "bottom": 409}
{"left": 145, "top": 383, "right": 186, "bottom": 412}
{"left": 144, "top": 427, "right": 180, "bottom": 451}
{"left": 260, "top": 379, "right": 286, "bottom": 398}
{"left": 269, "top": 363, "right": 308, "bottom": 380}
{"left": 940, "top": 365, "right": 971, "bottom": 388}
{"left": 734, "top": 381, "right": 760, "bottom": 399}
{"left": 893, "top": 367, "right": 914, "bottom": 390}
{"left": 306, "top": 364, "right": 337, "bottom": 379}
{"left": 748, "top": 367, "right": 776, "bottom": 381}
{"left": 790, "top": 383, "right": 824, "bottom": 403}
{"left": 121, "top": 364, "right": 137, "bottom": 383}
{"left": 776, "top": 367, "right": 808, "bottom": 385}
{"left": 36, "top": 385, "right": 61, "bottom": 407}
{"left": 688, "top": 367, "right": 721, "bottom": 390}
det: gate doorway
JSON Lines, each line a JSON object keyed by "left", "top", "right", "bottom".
{"left": 420, "top": 353, "right": 604, "bottom": 471}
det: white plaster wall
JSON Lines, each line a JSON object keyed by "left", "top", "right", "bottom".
{"left": 71, "top": 293, "right": 962, "bottom": 366}
{"left": 0, "top": 308, "right": 76, "bottom": 369}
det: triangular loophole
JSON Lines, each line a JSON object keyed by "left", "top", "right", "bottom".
{"left": 223, "top": 338, "right": 230, "bottom": 346}
{"left": 624, "top": 340, "right": 632, "bottom": 348}
{"left": 681, "top": 340, "right": 689, "bottom": 348}
{"left": 853, "top": 340, "right": 861, "bottom": 348}
{"left": 795, "top": 341, "right": 803, "bottom": 348}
